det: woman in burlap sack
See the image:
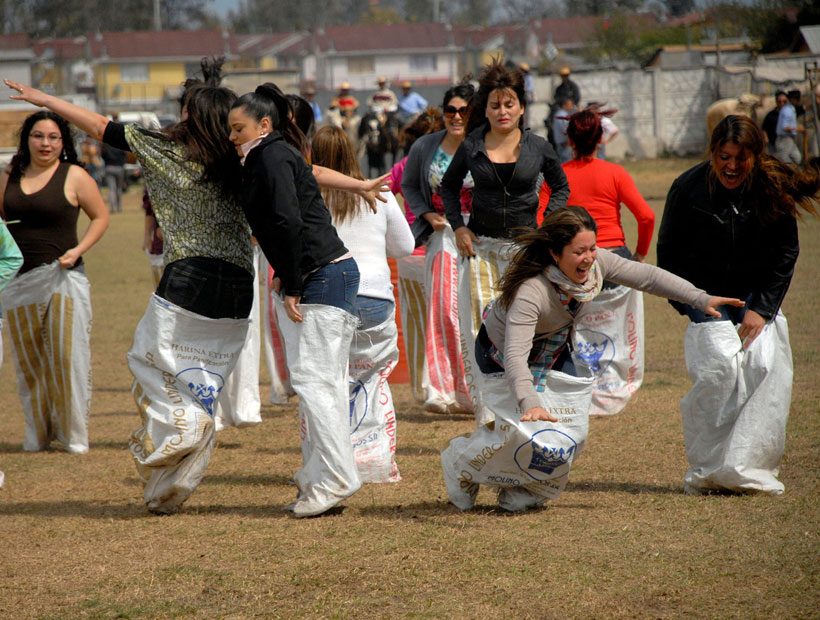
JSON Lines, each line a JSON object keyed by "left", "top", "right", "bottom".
{"left": 0, "top": 110, "right": 109, "bottom": 454}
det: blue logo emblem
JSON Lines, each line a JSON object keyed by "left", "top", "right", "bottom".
{"left": 514, "top": 429, "right": 578, "bottom": 481}
{"left": 349, "top": 379, "right": 368, "bottom": 433}
{"left": 176, "top": 368, "right": 225, "bottom": 416}
{"left": 575, "top": 329, "right": 615, "bottom": 374}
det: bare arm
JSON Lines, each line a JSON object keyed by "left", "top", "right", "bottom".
{"left": 5, "top": 79, "right": 109, "bottom": 140}
{"left": 59, "top": 166, "right": 109, "bottom": 268}
{"left": 311, "top": 165, "right": 389, "bottom": 213}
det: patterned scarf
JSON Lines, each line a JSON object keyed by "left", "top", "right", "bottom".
{"left": 545, "top": 261, "right": 602, "bottom": 302}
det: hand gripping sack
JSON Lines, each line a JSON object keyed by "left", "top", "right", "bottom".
{"left": 456, "top": 236, "right": 515, "bottom": 425}
{"left": 274, "top": 297, "right": 361, "bottom": 517}
{"left": 420, "top": 228, "right": 472, "bottom": 414}
{"left": 348, "top": 311, "right": 401, "bottom": 483}
{"left": 396, "top": 253, "right": 427, "bottom": 403}
{"left": 441, "top": 370, "right": 593, "bottom": 512}
{"left": 681, "top": 314, "right": 792, "bottom": 495}
{"left": 2, "top": 262, "right": 93, "bottom": 453}
{"left": 127, "top": 295, "right": 249, "bottom": 513}
{"left": 572, "top": 285, "right": 645, "bottom": 415}
{"left": 214, "top": 246, "right": 263, "bottom": 431}
{"left": 260, "top": 254, "right": 295, "bottom": 405}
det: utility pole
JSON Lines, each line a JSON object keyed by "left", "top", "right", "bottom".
{"left": 433, "top": 0, "right": 440, "bottom": 23}
{"left": 153, "top": 0, "right": 162, "bottom": 31}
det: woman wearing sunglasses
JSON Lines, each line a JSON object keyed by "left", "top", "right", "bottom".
{"left": 400, "top": 81, "right": 477, "bottom": 414}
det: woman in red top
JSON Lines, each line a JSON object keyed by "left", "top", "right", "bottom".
{"left": 538, "top": 108, "right": 655, "bottom": 416}
{"left": 538, "top": 108, "right": 654, "bottom": 263}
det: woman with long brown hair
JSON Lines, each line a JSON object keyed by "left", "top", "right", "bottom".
{"left": 441, "top": 205, "right": 742, "bottom": 512}
{"left": 311, "top": 125, "right": 414, "bottom": 483}
{"left": 657, "top": 114, "right": 819, "bottom": 496}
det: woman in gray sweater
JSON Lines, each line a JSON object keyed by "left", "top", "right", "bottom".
{"left": 478, "top": 206, "right": 743, "bottom": 422}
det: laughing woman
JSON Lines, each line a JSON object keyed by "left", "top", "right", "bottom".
{"left": 0, "top": 110, "right": 109, "bottom": 454}
{"left": 657, "top": 115, "right": 819, "bottom": 496}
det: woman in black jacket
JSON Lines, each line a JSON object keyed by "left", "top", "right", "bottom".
{"left": 228, "top": 83, "right": 362, "bottom": 517}
{"left": 440, "top": 60, "right": 570, "bottom": 257}
{"left": 657, "top": 114, "right": 818, "bottom": 496}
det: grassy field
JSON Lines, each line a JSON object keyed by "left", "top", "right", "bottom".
{"left": 1, "top": 159, "right": 818, "bottom": 619}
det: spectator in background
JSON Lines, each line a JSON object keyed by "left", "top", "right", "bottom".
{"left": 102, "top": 113, "right": 127, "bottom": 213}
{"left": 761, "top": 91, "right": 784, "bottom": 155}
{"left": 330, "top": 82, "right": 359, "bottom": 130}
{"left": 520, "top": 62, "right": 535, "bottom": 128}
{"left": 368, "top": 77, "right": 399, "bottom": 113}
{"left": 397, "top": 81, "right": 428, "bottom": 126}
{"left": 775, "top": 89, "right": 801, "bottom": 164}
{"left": 586, "top": 102, "right": 619, "bottom": 160}
{"left": 301, "top": 86, "right": 322, "bottom": 125}
{"left": 552, "top": 96, "right": 575, "bottom": 163}
{"left": 554, "top": 67, "right": 580, "bottom": 109}
{"left": 80, "top": 134, "right": 103, "bottom": 185}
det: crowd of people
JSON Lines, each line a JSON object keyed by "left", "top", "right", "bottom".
{"left": 1, "top": 58, "right": 816, "bottom": 512}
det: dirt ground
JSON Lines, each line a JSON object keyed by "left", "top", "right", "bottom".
{"left": 0, "top": 159, "right": 818, "bottom": 619}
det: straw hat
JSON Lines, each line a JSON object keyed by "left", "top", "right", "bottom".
{"left": 377, "top": 76, "right": 387, "bottom": 84}
{"left": 340, "top": 81, "right": 351, "bottom": 89}
{"left": 519, "top": 62, "right": 530, "bottom": 72}
{"left": 401, "top": 80, "right": 412, "bottom": 88}
{"left": 559, "top": 67, "right": 571, "bottom": 76}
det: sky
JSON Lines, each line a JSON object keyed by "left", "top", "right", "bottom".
{"left": 210, "top": 0, "right": 236, "bottom": 18}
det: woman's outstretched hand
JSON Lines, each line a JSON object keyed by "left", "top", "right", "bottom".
{"left": 704, "top": 296, "right": 744, "bottom": 319}
{"left": 358, "top": 173, "right": 391, "bottom": 214}
{"left": 5, "top": 79, "right": 48, "bottom": 106}
{"left": 520, "top": 406, "right": 558, "bottom": 423}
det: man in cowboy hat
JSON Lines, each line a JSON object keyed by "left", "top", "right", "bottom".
{"left": 397, "top": 80, "right": 428, "bottom": 125}
{"left": 553, "top": 67, "right": 580, "bottom": 109}
{"left": 301, "top": 85, "right": 322, "bottom": 123}
{"left": 368, "top": 77, "right": 398, "bottom": 113}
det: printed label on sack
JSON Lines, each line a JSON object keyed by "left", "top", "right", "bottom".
{"left": 574, "top": 328, "right": 615, "bottom": 375}
{"left": 176, "top": 368, "right": 225, "bottom": 417}
{"left": 514, "top": 428, "right": 578, "bottom": 481}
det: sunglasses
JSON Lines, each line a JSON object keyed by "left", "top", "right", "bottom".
{"left": 443, "top": 105, "right": 469, "bottom": 118}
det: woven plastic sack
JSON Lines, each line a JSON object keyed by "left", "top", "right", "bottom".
{"left": 456, "top": 236, "right": 515, "bottom": 425}
{"left": 260, "top": 254, "right": 295, "bottom": 405}
{"left": 3, "top": 262, "right": 93, "bottom": 453}
{"left": 396, "top": 252, "right": 426, "bottom": 402}
{"left": 681, "top": 314, "right": 792, "bottom": 495}
{"left": 214, "top": 247, "right": 263, "bottom": 431}
{"left": 274, "top": 297, "right": 361, "bottom": 517}
{"left": 572, "top": 285, "right": 645, "bottom": 415}
{"left": 348, "top": 311, "right": 401, "bottom": 483}
{"left": 441, "top": 370, "right": 593, "bottom": 512}
{"left": 127, "top": 295, "right": 249, "bottom": 513}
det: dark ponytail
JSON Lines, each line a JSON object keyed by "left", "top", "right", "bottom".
{"left": 233, "top": 82, "right": 309, "bottom": 160}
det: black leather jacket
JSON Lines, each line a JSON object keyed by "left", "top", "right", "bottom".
{"left": 241, "top": 132, "right": 347, "bottom": 297}
{"left": 440, "top": 126, "right": 569, "bottom": 239}
{"left": 657, "top": 161, "right": 799, "bottom": 320}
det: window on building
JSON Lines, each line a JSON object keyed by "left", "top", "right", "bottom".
{"left": 410, "top": 55, "right": 437, "bottom": 72}
{"left": 120, "top": 63, "right": 149, "bottom": 82}
{"left": 348, "top": 56, "right": 375, "bottom": 74}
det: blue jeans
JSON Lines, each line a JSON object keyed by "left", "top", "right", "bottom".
{"left": 157, "top": 257, "right": 254, "bottom": 319}
{"left": 353, "top": 296, "right": 394, "bottom": 330}
{"left": 682, "top": 293, "right": 750, "bottom": 324}
{"left": 301, "top": 258, "right": 360, "bottom": 316}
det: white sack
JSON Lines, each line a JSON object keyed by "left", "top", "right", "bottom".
{"left": 275, "top": 297, "right": 361, "bottom": 517}
{"left": 2, "top": 262, "right": 92, "bottom": 453}
{"left": 441, "top": 370, "right": 593, "bottom": 512}
{"left": 456, "top": 236, "right": 515, "bottom": 425}
{"left": 127, "top": 295, "right": 248, "bottom": 513}
{"left": 214, "top": 246, "right": 262, "bottom": 431}
{"left": 348, "top": 311, "right": 401, "bottom": 483}
{"left": 396, "top": 253, "right": 426, "bottom": 403}
{"left": 572, "top": 285, "right": 645, "bottom": 416}
{"left": 260, "top": 253, "right": 295, "bottom": 405}
{"left": 681, "top": 314, "right": 792, "bottom": 495}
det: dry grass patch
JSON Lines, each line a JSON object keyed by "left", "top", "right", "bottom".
{"left": 0, "top": 165, "right": 818, "bottom": 619}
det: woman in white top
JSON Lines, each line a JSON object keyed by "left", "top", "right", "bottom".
{"left": 311, "top": 125, "right": 415, "bottom": 327}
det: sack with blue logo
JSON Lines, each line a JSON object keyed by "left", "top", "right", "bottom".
{"left": 681, "top": 314, "right": 792, "bottom": 495}
{"left": 274, "top": 297, "right": 361, "bottom": 517}
{"left": 456, "top": 235, "right": 515, "bottom": 426}
{"left": 214, "top": 246, "right": 263, "bottom": 431}
{"left": 3, "top": 261, "right": 93, "bottom": 454}
{"left": 127, "top": 294, "right": 249, "bottom": 513}
{"left": 440, "top": 370, "right": 593, "bottom": 512}
{"left": 572, "top": 285, "right": 645, "bottom": 415}
{"left": 348, "top": 310, "right": 401, "bottom": 483}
